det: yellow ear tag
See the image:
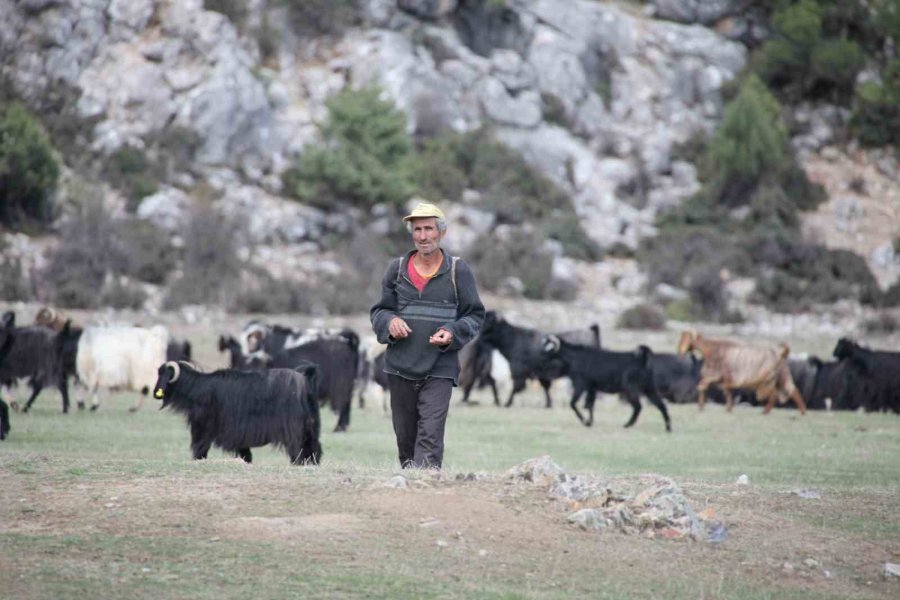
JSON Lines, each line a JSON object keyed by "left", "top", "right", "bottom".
{"left": 154, "top": 389, "right": 164, "bottom": 398}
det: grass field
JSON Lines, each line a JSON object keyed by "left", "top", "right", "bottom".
{"left": 2, "top": 381, "right": 899, "bottom": 599}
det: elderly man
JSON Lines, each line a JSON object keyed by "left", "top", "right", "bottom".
{"left": 370, "top": 202, "right": 485, "bottom": 469}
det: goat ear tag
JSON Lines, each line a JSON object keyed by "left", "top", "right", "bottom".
{"left": 154, "top": 389, "right": 164, "bottom": 399}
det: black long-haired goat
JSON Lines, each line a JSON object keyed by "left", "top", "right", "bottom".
{"left": 541, "top": 335, "right": 671, "bottom": 432}
{"left": 154, "top": 361, "right": 323, "bottom": 464}
{"left": 0, "top": 310, "right": 72, "bottom": 413}
{"left": 0, "top": 311, "right": 17, "bottom": 440}
{"left": 833, "top": 338, "right": 900, "bottom": 413}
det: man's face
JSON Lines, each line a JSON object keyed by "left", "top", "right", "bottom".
{"left": 410, "top": 217, "right": 444, "bottom": 256}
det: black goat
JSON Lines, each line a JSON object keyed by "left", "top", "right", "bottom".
{"left": 833, "top": 338, "right": 900, "bottom": 413}
{"left": 651, "top": 352, "right": 701, "bottom": 404}
{"left": 0, "top": 311, "right": 72, "bottom": 413}
{"left": 479, "top": 311, "right": 599, "bottom": 408}
{"left": 253, "top": 335, "right": 358, "bottom": 433}
{"left": 458, "top": 335, "right": 500, "bottom": 405}
{"left": 155, "top": 360, "right": 322, "bottom": 464}
{"left": 541, "top": 335, "right": 671, "bottom": 432}
{"left": 805, "top": 357, "right": 860, "bottom": 410}
{"left": 0, "top": 312, "right": 16, "bottom": 439}
{"left": 218, "top": 335, "right": 246, "bottom": 368}
{"left": 167, "top": 339, "right": 192, "bottom": 362}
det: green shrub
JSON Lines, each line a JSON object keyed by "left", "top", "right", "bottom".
{"left": 203, "top": 0, "right": 248, "bottom": 25}
{"left": 282, "top": 0, "right": 359, "bottom": 37}
{"left": 851, "top": 59, "right": 900, "bottom": 147}
{"left": 665, "top": 298, "right": 694, "bottom": 323}
{"left": 283, "top": 86, "right": 415, "bottom": 209}
{"left": 105, "top": 147, "right": 159, "bottom": 212}
{"left": 415, "top": 128, "right": 572, "bottom": 222}
{"left": 757, "top": 0, "right": 822, "bottom": 93}
{"left": 705, "top": 75, "right": 787, "bottom": 205}
{"left": 617, "top": 303, "right": 666, "bottom": 330}
{"left": 469, "top": 228, "right": 555, "bottom": 300}
{"left": 809, "top": 37, "right": 865, "bottom": 100}
{"left": 0, "top": 103, "right": 59, "bottom": 229}
{"left": 539, "top": 213, "right": 602, "bottom": 261}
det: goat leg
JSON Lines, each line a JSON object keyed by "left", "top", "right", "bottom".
{"left": 622, "top": 391, "right": 641, "bottom": 428}
{"left": 21, "top": 379, "right": 43, "bottom": 413}
{"left": 791, "top": 389, "right": 807, "bottom": 415}
{"left": 540, "top": 378, "right": 553, "bottom": 409}
{"left": 723, "top": 388, "right": 734, "bottom": 412}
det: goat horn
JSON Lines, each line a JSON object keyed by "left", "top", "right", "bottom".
{"left": 547, "top": 334, "right": 561, "bottom": 353}
{"left": 46, "top": 307, "right": 57, "bottom": 321}
{"left": 165, "top": 360, "right": 181, "bottom": 383}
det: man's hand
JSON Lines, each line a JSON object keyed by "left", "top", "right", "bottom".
{"left": 389, "top": 317, "right": 412, "bottom": 339}
{"left": 429, "top": 328, "right": 453, "bottom": 346}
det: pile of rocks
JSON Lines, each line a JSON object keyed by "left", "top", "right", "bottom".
{"left": 507, "top": 456, "right": 723, "bottom": 541}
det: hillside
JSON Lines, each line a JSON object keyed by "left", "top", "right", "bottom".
{"left": 1, "top": 0, "right": 898, "bottom": 334}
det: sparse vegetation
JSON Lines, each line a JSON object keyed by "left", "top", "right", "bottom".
{"left": 469, "top": 228, "right": 555, "bottom": 300}
{"left": 282, "top": 86, "right": 415, "bottom": 209}
{"left": 166, "top": 202, "right": 246, "bottom": 308}
{"left": 617, "top": 303, "right": 666, "bottom": 330}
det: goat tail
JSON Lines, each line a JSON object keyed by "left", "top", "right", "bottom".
{"left": 778, "top": 343, "right": 790, "bottom": 360}
{"left": 636, "top": 345, "right": 653, "bottom": 368}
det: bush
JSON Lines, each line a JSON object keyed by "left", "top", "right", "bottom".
{"left": 756, "top": 0, "right": 822, "bottom": 93}
{"left": 105, "top": 147, "right": 159, "bottom": 212}
{"left": 0, "top": 252, "right": 32, "bottom": 302}
{"left": 166, "top": 203, "right": 246, "bottom": 308}
{"left": 116, "top": 218, "right": 178, "bottom": 284}
{"left": 469, "top": 228, "right": 555, "bottom": 300}
{"left": 101, "top": 277, "right": 147, "bottom": 310}
{"left": 705, "top": 75, "right": 787, "bottom": 205}
{"left": 617, "top": 303, "right": 666, "bottom": 330}
{"left": 863, "top": 312, "right": 900, "bottom": 334}
{"left": 203, "top": 0, "right": 248, "bottom": 25}
{"left": 415, "top": 128, "right": 573, "bottom": 223}
{"left": 283, "top": 0, "right": 359, "bottom": 38}
{"left": 0, "top": 103, "right": 59, "bottom": 229}
{"left": 809, "top": 37, "right": 865, "bottom": 100}
{"left": 851, "top": 59, "right": 900, "bottom": 147}
{"left": 756, "top": 0, "right": 866, "bottom": 103}
{"left": 43, "top": 193, "right": 126, "bottom": 308}
{"left": 283, "top": 86, "right": 415, "bottom": 209}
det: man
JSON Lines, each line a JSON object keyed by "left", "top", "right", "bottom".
{"left": 370, "top": 202, "right": 485, "bottom": 469}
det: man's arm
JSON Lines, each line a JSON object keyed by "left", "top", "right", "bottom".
{"left": 370, "top": 259, "right": 402, "bottom": 345}
{"left": 439, "top": 260, "right": 485, "bottom": 352}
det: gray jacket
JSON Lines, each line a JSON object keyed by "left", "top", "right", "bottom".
{"left": 370, "top": 250, "right": 485, "bottom": 383}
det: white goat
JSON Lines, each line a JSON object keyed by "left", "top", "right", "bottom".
{"left": 76, "top": 325, "right": 169, "bottom": 411}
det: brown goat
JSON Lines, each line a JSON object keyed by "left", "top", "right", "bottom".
{"left": 677, "top": 331, "right": 807, "bottom": 415}
{"left": 34, "top": 307, "right": 69, "bottom": 331}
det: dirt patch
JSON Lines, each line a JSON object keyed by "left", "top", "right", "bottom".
{"left": 225, "top": 514, "right": 366, "bottom": 541}
{"left": 802, "top": 147, "right": 900, "bottom": 289}
{"left": 3, "top": 463, "right": 899, "bottom": 598}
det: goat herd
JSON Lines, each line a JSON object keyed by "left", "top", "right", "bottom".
{"left": 0, "top": 307, "right": 897, "bottom": 466}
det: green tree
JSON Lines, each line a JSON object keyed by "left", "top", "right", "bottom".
{"left": 756, "top": 0, "right": 865, "bottom": 102}
{"left": 0, "top": 103, "right": 59, "bottom": 228}
{"left": 851, "top": 58, "right": 900, "bottom": 146}
{"left": 705, "top": 75, "right": 787, "bottom": 204}
{"left": 283, "top": 86, "right": 415, "bottom": 209}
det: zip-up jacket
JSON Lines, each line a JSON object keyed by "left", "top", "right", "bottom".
{"left": 370, "top": 250, "right": 485, "bottom": 383}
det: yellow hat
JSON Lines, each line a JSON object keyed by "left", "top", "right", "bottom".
{"left": 402, "top": 202, "right": 445, "bottom": 223}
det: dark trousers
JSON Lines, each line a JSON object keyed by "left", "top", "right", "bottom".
{"left": 388, "top": 375, "right": 453, "bottom": 469}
